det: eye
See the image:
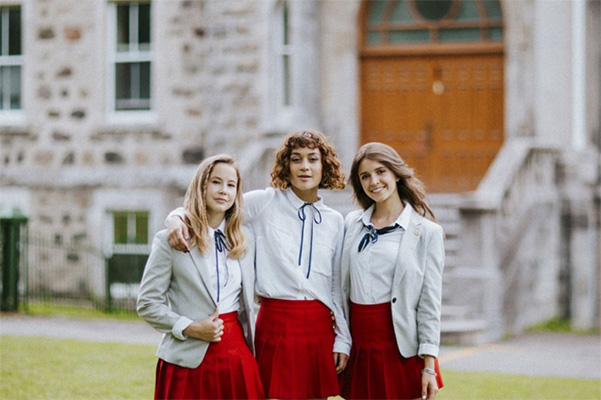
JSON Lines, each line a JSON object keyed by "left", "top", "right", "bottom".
{"left": 310, "top": 156, "right": 319, "bottom": 162}
{"left": 228, "top": 183, "right": 236, "bottom": 188}
{"left": 360, "top": 174, "right": 369, "bottom": 181}
{"left": 291, "top": 156, "right": 300, "bottom": 162}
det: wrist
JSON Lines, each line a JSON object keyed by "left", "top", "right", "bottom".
{"left": 421, "top": 367, "right": 437, "bottom": 377}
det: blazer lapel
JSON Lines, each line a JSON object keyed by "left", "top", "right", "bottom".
{"left": 187, "top": 249, "right": 218, "bottom": 308}
{"left": 392, "top": 212, "right": 422, "bottom": 287}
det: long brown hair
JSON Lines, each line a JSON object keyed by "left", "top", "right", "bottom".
{"left": 270, "top": 129, "right": 345, "bottom": 190}
{"left": 349, "top": 142, "right": 436, "bottom": 220}
{"left": 183, "top": 154, "right": 246, "bottom": 259}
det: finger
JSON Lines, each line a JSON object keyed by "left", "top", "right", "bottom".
{"left": 215, "top": 318, "right": 224, "bottom": 328}
{"left": 209, "top": 308, "right": 220, "bottom": 321}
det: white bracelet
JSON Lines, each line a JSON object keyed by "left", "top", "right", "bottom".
{"left": 421, "top": 367, "right": 437, "bottom": 377}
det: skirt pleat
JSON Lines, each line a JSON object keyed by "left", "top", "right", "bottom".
{"left": 254, "top": 298, "right": 339, "bottom": 399}
{"left": 340, "top": 302, "right": 444, "bottom": 400}
{"left": 155, "top": 311, "right": 265, "bottom": 400}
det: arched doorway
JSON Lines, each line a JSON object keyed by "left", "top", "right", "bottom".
{"left": 359, "top": 0, "right": 505, "bottom": 192}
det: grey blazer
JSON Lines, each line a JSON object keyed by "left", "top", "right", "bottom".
{"left": 341, "top": 205, "right": 445, "bottom": 358}
{"left": 137, "top": 228, "right": 258, "bottom": 368}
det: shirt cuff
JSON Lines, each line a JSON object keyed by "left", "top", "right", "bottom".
{"left": 418, "top": 343, "right": 439, "bottom": 359}
{"left": 172, "top": 316, "right": 194, "bottom": 341}
{"left": 333, "top": 339, "right": 351, "bottom": 356}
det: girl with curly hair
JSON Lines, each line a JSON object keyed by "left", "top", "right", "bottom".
{"left": 339, "top": 142, "right": 445, "bottom": 400}
{"left": 137, "top": 154, "right": 264, "bottom": 399}
{"left": 166, "top": 130, "right": 351, "bottom": 399}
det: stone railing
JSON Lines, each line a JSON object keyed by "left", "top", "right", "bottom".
{"left": 455, "top": 137, "right": 561, "bottom": 341}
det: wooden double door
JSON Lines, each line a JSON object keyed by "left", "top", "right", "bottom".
{"left": 361, "top": 53, "right": 504, "bottom": 193}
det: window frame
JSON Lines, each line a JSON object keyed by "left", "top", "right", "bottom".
{"left": 270, "top": 0, "right": 295, "bottom": 124}
{"left": 106, "top": 1, "right": 156, "bottom": 125}
{"left": 0, "top": 5, "right": 24, "bottom": 124}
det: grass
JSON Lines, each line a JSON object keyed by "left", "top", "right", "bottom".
{"left": 0, "top": 335, "right": 155, "bottom": 400}
{"left": 437, "top": 370, "right": 600, "bottom": 400}
{"left": 1, "top": 334, "right": 600, "bottom": 400}
{"left": 23, "top": 301, "right": 140, "bottom": 321}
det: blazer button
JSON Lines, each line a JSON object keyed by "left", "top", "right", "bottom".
{"left": 392, "top": 297, "right": 397, "bottom": 303}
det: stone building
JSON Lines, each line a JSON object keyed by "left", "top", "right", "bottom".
{"left": 1, "top": 0, "right": 599, "bottom": 342}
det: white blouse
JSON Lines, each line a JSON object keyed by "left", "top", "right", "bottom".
{"left": 349, "top": 204, "right": 412, "bottom": 304}
{"left": 243, "top": 188, "right": 351, "bottom": 355}
{"left": 208, "top": 220, "right": 241, "bottom": 314}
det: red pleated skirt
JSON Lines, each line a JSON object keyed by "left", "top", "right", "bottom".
{"left": 154, "top": 311, "right": 265, "bottom": 400}
{"left": 340, "top": 302, "right": 444, "bottom": 400}
{"left": 254, "top": 298, "right": 339, "bottom": 399}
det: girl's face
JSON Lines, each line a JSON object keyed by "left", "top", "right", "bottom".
{"left": 205, "top": 163, "right": 238, "bottom": 222}
{"left": 358, "top": 158, "right": 400, "bottom": 205}
{"left": 289, "top": 146, "right": 323, "bottom": 202}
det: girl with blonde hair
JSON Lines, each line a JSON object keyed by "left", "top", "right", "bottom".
{"left": 138, "top": 154, "right": 264, "bottom": 399}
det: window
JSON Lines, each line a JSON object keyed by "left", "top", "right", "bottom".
{"left": 108, "top": 2, "right": 152, "bottom": 112}
{"left": 363, "top": 0, "right": 503, "bottom": 47}
{"left": 0, "top": 6, "right": 22, "bottom": 112}
{"left": 274, "top": 0, "right": 291, "bottom": 109}
{"left": 107, "top": 211, "right": 150, "bottom": 307}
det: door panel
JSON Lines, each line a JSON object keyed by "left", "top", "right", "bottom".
{"left": 360, "top": 54, "right": 504, "bottom": 192}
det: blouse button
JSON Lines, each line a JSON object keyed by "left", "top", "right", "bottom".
{"left": 392, "top": 297, "right": 397, "bottom": 303}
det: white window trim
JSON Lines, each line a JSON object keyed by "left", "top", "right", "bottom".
{"left": 105, "top": 1, "right": 157, "bottom": 126}
{"left": 269, "top": 0, "right": 295, "bottom": 130}
{"left": 0, "top": 5, "right": 24, "bottom": 124}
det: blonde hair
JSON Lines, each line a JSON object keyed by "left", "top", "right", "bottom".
{"left": 271, "top": 129, "right": 345, "bottom": 190}
{"left": 349, "top": 142, "right": 436, "bottom": 220}
{"left": 183, "top": 154, "right": 246, "bottom": 259}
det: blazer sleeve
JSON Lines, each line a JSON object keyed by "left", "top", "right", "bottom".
{"left": 416, "top": 223, "right": 445, "bottom": 358}
{"left": 137, "top": 231, "right": 193, "bottom": 340}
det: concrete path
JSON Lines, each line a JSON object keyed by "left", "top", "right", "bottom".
{"left": 1, "top": 313, "right": 600, "bottom": 380}
{"left": 438, "top": 331, "right": 601, "bottom": 380}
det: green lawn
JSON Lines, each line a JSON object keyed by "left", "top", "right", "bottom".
{"left": 1, "top": 335, "right": 599, "bottom": 400}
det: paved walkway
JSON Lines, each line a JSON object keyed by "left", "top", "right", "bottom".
{"left": 1, "top": 313, "right": 600, "bottom": 380}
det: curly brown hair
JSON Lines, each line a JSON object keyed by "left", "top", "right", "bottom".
{"left": 270, "top": 129, "right": 345, "bottom": 190}
{"left": 349, "top": 142, "right": 436, "bottom": 220}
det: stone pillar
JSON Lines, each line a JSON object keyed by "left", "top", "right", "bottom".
{"left": 290, "top": 0, "right": 321, "bottom": 130}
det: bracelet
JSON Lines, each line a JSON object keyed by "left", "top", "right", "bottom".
{"left": 421, "top": 367, "right": 437, "bottom": 377}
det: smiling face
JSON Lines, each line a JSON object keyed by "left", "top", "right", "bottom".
{"left": 288, "top": 146, "right": 323, "bottom": 202}
{"left": 205, "top": 162, "right": 238, "bottom": 226}
{"left": 358, "top": 158, "right": 401, "bottom": 205}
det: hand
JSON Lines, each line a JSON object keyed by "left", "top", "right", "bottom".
{"left": 421, "top": 370, "right": 439, "bottom": 400}
{"left": 333, "top": 352, "right": 348, "bottom": 374}
{"left": 167, "top": 215, "right": 190, "bottom": 252}
{"left": 183, "top": 309, "right": 224, "bottom": 342}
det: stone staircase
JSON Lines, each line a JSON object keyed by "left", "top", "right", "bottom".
{"left": 430, "top": 194, "right": 488, "bottom": 346}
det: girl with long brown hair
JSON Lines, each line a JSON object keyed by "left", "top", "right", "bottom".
{"left": 340, "top": 142, "right": 445, "bottom": 400}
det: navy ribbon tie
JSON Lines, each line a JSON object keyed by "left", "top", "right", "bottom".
{"left": 297, "top": 202, "right": 322, "bottom": 278}
{"left": 358, "top": 223, "right": 400, "bottom": 252}
{"left": 214, "top": 229, "right": 230, "bottom": 302}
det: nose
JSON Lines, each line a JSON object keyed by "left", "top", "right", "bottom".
{"left": 300, "top": 158, "right": 310, "bottom": 170}
{"left": 369, "top": 174, "right": 379, "bottom": 186}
